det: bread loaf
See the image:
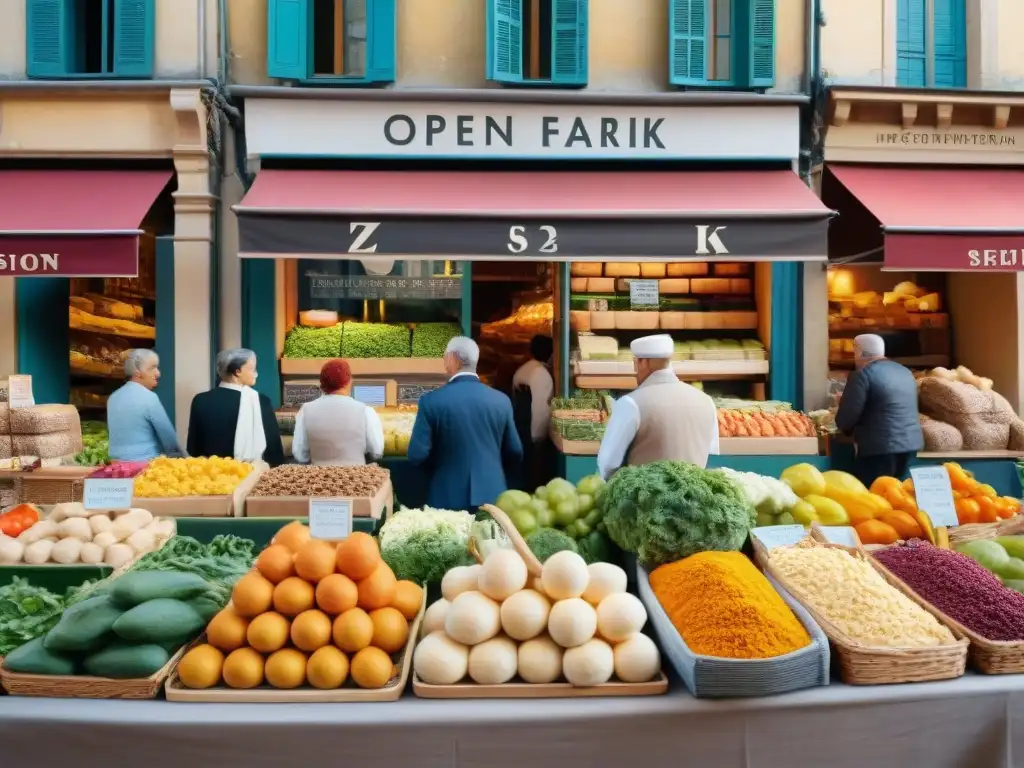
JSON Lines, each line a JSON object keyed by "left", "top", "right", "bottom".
{"left": 639, "top": 263, "right": 667, "bottom": 278}
{"left": 10, "top": 404, "right": 81, "bottom": 436}
{"left": 667, "top": 263, "right": 708, "bottom": 277}
{"left": 570, "top": 263, "right": 603, "bottom": 277}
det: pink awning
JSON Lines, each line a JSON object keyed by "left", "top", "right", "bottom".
{"left": 829, "top": 165, "right": 1024, "bottom": 271}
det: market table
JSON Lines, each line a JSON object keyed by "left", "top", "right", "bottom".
{"left": 0, "top": 674, "right": 1020, "bottom": 767}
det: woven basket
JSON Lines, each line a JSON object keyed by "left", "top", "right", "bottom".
{"left": 947, "top": 517, "right": 1023, "bottom": 545}
{"left": 15, "top": 475, "right": 87, "bottom": 506}
{"left": 754, "top": 538, "right": 968, "bottom": 685}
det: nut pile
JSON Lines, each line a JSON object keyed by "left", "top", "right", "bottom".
{"left": 249, "top": 465, "right": 389, "bottom": 498}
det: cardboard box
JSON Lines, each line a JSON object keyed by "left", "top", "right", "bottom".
{"left": 132, "top": 462, "right": 267, "bottom": 518}
{"left": 245, "top": 478, "right": 393, "bottom": 520}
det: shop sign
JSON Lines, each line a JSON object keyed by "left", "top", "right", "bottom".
{"left": 308, "top": 498, "right": 353, "bottom": 541}
{"left": 239, "top": 216, "right": 829, "bottom": 261}
{"left": 307, "top": 273, "right": 461, "bottom": 300}
{"left": 884, "top": 234, "right": 1024, "bottom": 272}
{"left": 875, "top": 131, "right": 1016, "bottom": 148}
{"left": 909, "top": 467, "right": 958, "bottom": 527}
{"left": 0, "top": 237, "right": 139, "bottom": 278}
{"left": 245, "top": 100, "right": 799, "bottom": 161}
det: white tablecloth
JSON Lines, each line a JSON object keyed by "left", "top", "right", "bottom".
{"left": 0, "top": 674, "right": 1021, "bottom": 767}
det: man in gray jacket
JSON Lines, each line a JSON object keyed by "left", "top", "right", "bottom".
{"left": 835, "top": 334, "right": 924, "bottom": 486}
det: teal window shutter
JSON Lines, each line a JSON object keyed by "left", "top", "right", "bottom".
{"left": 669, "top": 0, "right": 707, "bottom": 86}
{"left": 26, "top": 0, "right": 69, "bottom": 78}
{"left": 268, "top": 0, "right": 309, "bottom": 80}
{"left": 365, "top": 0, "right": 396, "bottom": 82}
{"left": 487, "top": 0, "right": 523, "bottom": 83}
{"left": 551, "top": 0, "right": 588, "bottom": 86}
{"left": 748, "top": 0, "right": 774, "bottom": 87}
{"left": 113, "top": 0, "right": 154, "bottom": 78}
{"left": 896, "top": 0, "right": 926, "bottom": 87}
{"left": 933, "top": 0, "right": 966, "bottom": 88}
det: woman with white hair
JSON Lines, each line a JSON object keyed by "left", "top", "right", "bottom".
{"left": 106, "top": 349, "right": 184, "bottom": 461}
{"left": 186, "top": 348, "right": 285, "bottom": 466}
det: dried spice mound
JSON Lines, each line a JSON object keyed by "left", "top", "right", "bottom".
{"left": 874, "top": 540, "right": 1024, "bottom": 642}
{"left": 250, "top": 465, "right": 390, "bottom": 498}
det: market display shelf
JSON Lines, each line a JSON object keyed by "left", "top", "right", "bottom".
{"left": 574, "top": 360, "right": 768, "bottom": 377}
{"left": 829, "top": 355, "right": 949, "bottom": 369}
{"left": 549, "top": 432, "right": 819, "bottom": 457}
{"left": 69, "top": 320, "right": 155, "bottom": 341}
{"left": 280, "top": 358, "right": 446, "bottom": 376}
{"left": 917, "top": 450, "right": 1024, "bottom": 460}
{"left": 70, "top": 363, "right": 123, "bottom": 380}
{"left": 828, "top": 314, "right": 949, "bottom": 333}
{"left": 412, "top": 672, "right": 669, "bottom": 699}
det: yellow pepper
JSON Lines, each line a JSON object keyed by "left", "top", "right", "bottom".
{"left": 822, "top": 470, "right": 869, "bottom": 495}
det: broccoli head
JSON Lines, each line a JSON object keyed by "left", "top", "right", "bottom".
{"left": 526, "top": 527, "right": 578, "bottom": 564}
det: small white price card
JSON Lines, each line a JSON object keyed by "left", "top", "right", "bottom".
{"left": 910, "top": 466, "right": 959, "bottom": 527}
{"left": 629, "top": 279, "right": 660, "bottom": 307}
{"left": 818, "top": 526, "right": 860, "bottom": 548}
{"left": 7, "top": 375, "right": 34, "bottom": 409}
{"left": 751, "top": 525, "right": 808, "bottom": 551}
{"left": 309, "top": 498, "right": 353, "bottom": 541}
{"left": 83, "top": 478, "right": 134, "bottom": 510}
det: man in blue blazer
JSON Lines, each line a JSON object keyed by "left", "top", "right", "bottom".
{"left": 407, "top": 336, "right": 523, "bottom": 512}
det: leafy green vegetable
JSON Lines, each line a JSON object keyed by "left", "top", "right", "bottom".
{"left": 341, "top": 322, "right": 411, "bottom": 358}
{"left": 599, "top": 460, "right": 756, "bottom": 568}
{"left": 125, "top": 535, "right": 256, "bottom": 608}
{"left": 411, "top": 323, "right": 461, "bottom": 358}
{"left": 0, "top": 578, "right": 72, "bottom": 656}
{"left": 74, "top": 421, "right": 110, "bottom": 466}
{"left": 576, "top": 530, "right": 615, "bottom": 565}
{"left": 381, "top": 525, "right": 474, "bottom": 585}
{"left": 283, "top": 324, "right": 343, "bottom": 358}
{"left": 526, "top": 528, "right": 578, "bottom": 563}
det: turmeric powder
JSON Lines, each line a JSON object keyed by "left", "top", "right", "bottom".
{"left": 649, "top": 551, "right": 811, "bottom": 659}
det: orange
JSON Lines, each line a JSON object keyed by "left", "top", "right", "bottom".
{"left": 315, "top": 573, "right": 359, "bottom": 615}
{"left": 273, "top": 576, "right": 316, "bottom": 617}
{"left": 231, "top": 571, "right": 275, "bottom": 618}
{"left": 877, "top": 510, "right": 923, "bottom": 540}
{"left": 336, "top": 532, "right": 381, "bottom": 581}
{"left": 350, "top": 646, "right": 395, "bottom": 690}
{"left": 294, "top": 540, "right": 338, "bottom": 584}
{"left": 390, "top": 580, "right": 424, "bottom": 620}
{"left": 306, "top": 645, "right": 349, "bottom": 690}
{"left": 854, "top": 520, "right": 899, "bottom": 546}
{"left": 256, "top": 544, "right": 296, "bottom": 584}
{"left": 955, "top": 497, "right": 981, "bottom": 525}
{"left": 357, "top": 562, "right": 398, "bottom": 611}
{"left": 332, "top": 607, "right": 374, "bottom": 653}
{"left": 222, "top": 647, "right": 265, "bottom": 689}
{"left": 264, "top": 648, "right": 307, "bottom": 689}
{"left": 369, "top": 607, "right": 410, "bottom": 654}
{"left": 273, "top": 520, "right": 312, "bottom": 553}
{"left": 291, "top": 609, "right": 333, "bottom": 652}
{"left": 206, "top": 606, "right": 250, "bottom": 652}
{"left": 247, "top": 612, "right": 291, "bottom": 653}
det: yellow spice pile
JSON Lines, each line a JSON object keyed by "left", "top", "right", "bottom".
{"left": 768, "top": 544, "right": 955, "bottom": 648}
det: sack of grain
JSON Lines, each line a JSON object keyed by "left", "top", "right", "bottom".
{"left": 1009, "top": 421, "right": 1024, "bottom": 452}
{"left": 920, "top": 417, "right": 963, "bottom": 452}
{"left": 13, "top": 430, "right": 84, "bottom": 459}
{"left": 960, "top": 422, "right": 1011, "bottom": 451}
{"left": 0, "top": 403, "right": 8, "bottom": 433}
{"left": 0, "top": 436, "right": 10, "bottom": 459}
{"left": 918, "top": 378, "right": 1013, "bottom": 427}
{"left": 10, "top": 404, "right": 82, "bottom": 436}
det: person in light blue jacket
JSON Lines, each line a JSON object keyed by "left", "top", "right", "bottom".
{"left": 106, "top": 349, "right": 184, "bottom": 461}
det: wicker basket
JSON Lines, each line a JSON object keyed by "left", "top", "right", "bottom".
{"left": 15, "top": 474, "right": 88, "bottom": 505}
{"left": 754, "top": 538, "right": 968, "bottom": 685}
{"left": 948, "top": 517, "right": 1023, "bottom": 545}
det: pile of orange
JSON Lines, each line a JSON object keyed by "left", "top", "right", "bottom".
{"left": 177, "top": 522, "right": 423, "bottom": 691}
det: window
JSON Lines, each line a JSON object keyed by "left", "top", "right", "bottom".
{"left": 669, "top": 0, "right": 774, "bottom": 89}
{"left": 897, "top": 0, "right": 966, "bottom": 88}
{"left": 26, "top": 0, "right": 154, "bottom": 79}
{"left": 268, "top": 0, "right": 395, "bottom": 84}
{"left": 487, "top": 0, "right": 588, "bottom": 87}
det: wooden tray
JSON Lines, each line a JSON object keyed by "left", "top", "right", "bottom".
{"left": 412, "top": 671, "right": 669, "bottom": 699}
{"left": 164, "top": 588, "right": 425, "bottom": 703}
{"left": 719, "top": 437, "right": 820, "bottom": 455}
{"left": 1, "top": 642, "right": 187, "bottom": 700}
{"left": 133, "top": 462, "right": 267, "bottom": 518}
{"left": 245, "top": 478, "right": 393, "bottom": 520}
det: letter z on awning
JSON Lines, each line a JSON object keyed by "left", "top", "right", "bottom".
{"left": 0, "top": 170, "right": 172, "bottom": 278}
{"left": 828, "top": 165, "right": 1024, "bottom": 272}
{"left": 234, "top": 170, "right": 832, "bottom": 262}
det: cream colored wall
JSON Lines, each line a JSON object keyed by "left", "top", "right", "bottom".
{"left": 228, "top": 0, "right": 805, "bottom": 92}
{"left": 0, "top": 0, "right": 217, "bottom": 79}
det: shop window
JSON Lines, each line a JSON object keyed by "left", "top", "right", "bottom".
{"left": 486, "top": 0, "right": 588, "bottom": 88}
{"left": 268, "top": 0, "right": 395, "bottom": 84}
{"left": 669, "top": 0, "right": 774, "bottom": 89}
{"left": 896, "top": 0, "right": 966, "bottom": 88}
{"left": 26, "top": 0, "right": 155, "bottom": 79}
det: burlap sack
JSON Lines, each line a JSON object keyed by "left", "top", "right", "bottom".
{"left": 921, "top": 417, "right": 964, "bottom": 452}
{"left": 919, "top": 378, "right": 1015, "bottom": 427}
{"left": 0, "top": 436, "right": 10, "bottom": 460}
{"left": 960, "top": 422, "right": 1011, "bottom": 451}
{"left": 1009, "top": 421, "right": 1024, "bottom": 452}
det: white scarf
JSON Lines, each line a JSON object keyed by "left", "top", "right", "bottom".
{"left": 219, "top": 383, "right": 266, "bottom": 463}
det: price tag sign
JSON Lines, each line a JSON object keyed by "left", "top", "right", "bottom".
{"left": 7, "top": 375, "right": 34, "bottom": 409}
{"left": 629, "top": 279, "right": 660, "bottom": 308}
{"left": 818, "top": 526, "right": 860, "bottom": 548}
{"left": 83, "top": 478, "right": 134, "bottom": 510}
{"left": 309, "top": 498, "right": 353, "bottom": 541}
{"left": 751, "top": 525, "right": 808, "bottom": 551}
{"left": 352, "top": 384, "right": 387, "bottom": 407}
{"left": 910, "top": 466, "right": 959, "bottom": 527}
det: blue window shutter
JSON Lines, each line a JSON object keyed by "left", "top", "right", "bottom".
{"left": 26, "top": 0, "right": 69, "bottom": 78}
{"left": 749, "top": 0, "right": 775, "bottom": 87}
{"left": 551, "top": 0, "right": 588, "bottom": 86}
{"left": 487, "top": 0, "right": 523, "bottom": 83}
{"left": 113, "top": 0, "right": 154, "bottom": 78}
{"left": 365, "top": 0, "right": 396, "bottom": 83}
{"left": 896, "top": 0, "right": 926, "bottom": 87}
{"left": 268, "top": 0, "right": 309, "bottom": 80}
{"left": 669, "top": 0, "right": 706, "bottom": 86}
{"left": 933, "top": 0, "right": 966, "bottom": 88}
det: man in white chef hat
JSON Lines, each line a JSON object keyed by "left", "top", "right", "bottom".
{"left": 597, "top": 334, "right": 720, "bottom": 480}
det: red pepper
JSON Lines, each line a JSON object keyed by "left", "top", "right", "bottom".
{"left": 0, "top": 504, "right": 40, "bottom": 537}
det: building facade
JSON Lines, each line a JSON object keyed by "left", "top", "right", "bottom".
{"left": 0, "top": 0, "right": 220, "bottom": 440}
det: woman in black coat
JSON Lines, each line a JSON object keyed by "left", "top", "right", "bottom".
{"left": 187, "top": 348, "right": 285, "bottom": 467}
